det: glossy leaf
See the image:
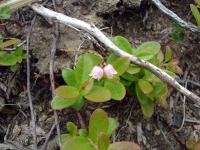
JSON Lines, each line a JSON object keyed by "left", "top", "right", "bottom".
{"left": 136, "top": 84, "right": 152, "bottom": 105}
{"left": 81, "top": 78, "right": 94, "bottom": 95}
{"left": 0, "top": 39, "right": 20, "bottom": 49}
{"left": 121, "top": 72, "right": 139, "bottom": 82}
{"left": 78, "top": 129, "right": 88, "bottom": 137}
{"left": 150, "top": 82, "right": 168, "bottom": 98}
{"left": 141, "top": 100, "right": 154, "bottom": 118}
{"left": 107, "top": 118, "right": 118, "bottom": 137}
{"left": 104, "top": 80, "right": 126, "bottom": 100}
{"left": 71, "top": 96, "right": 84, "bottom": 111}
{"left": 112, "top": 36, "right": 133, "bottom": 54}
{"left": 67, "top": 122, "right": 78, "bottom": 136}
{"left": 157, "top": 51, "right": 164, "bottom": 63}
{"left": 75, "top": 53, "right": 102, "bottom": 87}
{"left": 0, "top": 52, "right": 17, "bottom": 66}
{"left": 61, "top": 134, "right": 71, "bottom": 143}
{"left": 127, "top": 64, "right": 141, "bottom": 74}
{"left": 165, "top": 46, "right": 172, "bottom": 62}
{"left": 85, "top": 86, "right": 111, "bottom": 102}
{"left": 51, "top": 96, "right": 77, "bottom": 110}
{"left": 62, "top": 68, "right": 76, "bottom": 86}
{"left": 62, "top": 137, "right": 95, "bottom": 150}
{"left": 89, "top": 109, "right": 109, "bottom": 143}
{"left": 190, "top": 4, "right": 200, "bottom": 26}
{"left": 55, "top": 86, "right": 79, "bottom": 99}
{"left": 97, "top": 133, "right": 110, "bottom": 150}
{"left": 138, "top": 79, "right": 153, "bottom": 94}
{"left": 108, "top": 142, "right": 140, "bottom": 150}
{"left": 134, "top": 42, "right": 160, "bottom": 60}
{"left": 107, "top": 53, "right": 118, "bottom": 64}
{"left": 112, "top": 57, "right": 130, "bottom": 75}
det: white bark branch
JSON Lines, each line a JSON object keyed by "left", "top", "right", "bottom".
{"left": 151, "top": 0, "right": 200, "bottom": 33}
{"left": 31, "top": 4, "right": 200, "bottom": 106}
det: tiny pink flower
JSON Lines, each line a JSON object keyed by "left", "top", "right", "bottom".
{"left": 104, "top": 64, "right": 117, "bottom": 79}
{"left": 89, "top": 66, "right": 104, "bottom": 80}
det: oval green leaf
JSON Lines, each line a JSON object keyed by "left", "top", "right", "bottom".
{"left": 51, "top": 96, "right": 77, "bottom": 110}
{"left": 108, "top": 142, "right": 140, "bottom": 150}
{"left": 89, "top": 109, "right": 109, "bottom": 143}
{"left": 71, "top": 96, "right": 84, "bottom": 111}
{"left": 112, "top": 36, "right": 133, "bottom": 54}
{"left": 85, "top": 86, "right": 111, "bottom": 102}
{"left": 112, "top": 57, "right": 130, "bottom": 75}
{"left": 138, "top": 79, "right": 153, "bottom": 94}
{"left": 67, "top": 122, "right": 77, "bottom": 136}
{"left": 75, "top": 53, "right": 102, "bottom": 87}
{"left": 62, "top": 137, "right": 95, "bottom": 150}
{"left": 55, "top": 86, "right": 79, "bottom": 99}
{"left": 107, "top": 118, "right": 118, "bottom": 137}
{"left": 104, "top": 80, "right": 126, "bottom": 101}
{"left": 62, "top": 68, "right": 76, "bottom": 86}
{"left": 141, "top": 100, "right": 154, "bottom": 118}
{"left": 97, "top": 133, "right": 110, "bottom": 150}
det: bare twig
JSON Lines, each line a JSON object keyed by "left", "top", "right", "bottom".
{"left": 48, "top": 0, "right": 61, "bottom": 148}
{"left": 42, "top": 122, "right": 56, "bottom": 150}
{"left": 26, "top": 16, "right": 37, "bottom": 150}
{"left": 31, "top": 4, "right": 200, "bottom": 105}
{"left": 151, "top": 0, "right": 200, "bottom": 33}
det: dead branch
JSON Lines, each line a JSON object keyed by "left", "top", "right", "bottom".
{"left": 31, "top": 4, "right": 200, "bottom": 106}
{"left": 151, "top": 0, "right": 200, "bottom": 33}
{"left": 26, "top": 16, "right": 37, "bottom": 150}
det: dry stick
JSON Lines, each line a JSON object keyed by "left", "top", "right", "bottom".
{"left": 31, "top": 4, "right": 200, "bottom": 105}
{"left": 151, "top": 0, "right": 200, "bottom": 33}
{"left": 49, "top": 14, "right": 62, "bottom": 150}
{"left": 26, "top": 16, "right": 37, "bottom": 150}
{"left": 42, "top": 122, "right": 57, "bottom": 150}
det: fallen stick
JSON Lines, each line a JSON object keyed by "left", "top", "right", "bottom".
{"left": 151, "top": 0, "right": 200, "bottom": 33}
{"left": 31, "top": 4, "right": 200, "bottom": 106}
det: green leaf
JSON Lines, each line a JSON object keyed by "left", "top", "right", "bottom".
{"left": 78, "top": 129, "right": 88, "bottom": 137}
{"left": 107, "top": 53, "right": 118, "bottom": 64}
{"left": 107, "top": 118, "right": 118, "bottom": 137}
{"left": 141, "top": 100, "right": 154, "bottom": 118}
{"left": 61, "top": 134, "right": 71, "bottom": 143}
{"left": 75, "top": 53, "right": 102, "bottom": 87}
{"left": 80, "top": 78, "right": 94, "bottom": 95}
{"left": 108, "top": 142, "right": 140, "bottom": 150}
{"left": 97, "top": 133, "right": 110, "bottom": 150}
{"left": 149, "top": 82, "right": 168, "bottom": 98}
{"left": 104, "top": 80, "right": 126, "bottom": 100}
{"left": 85, "top": 86, "right": 111, "bottom": 102}
{"left": 157, "top": 51, "right": 164, "bottom": 63}
{"left": 62, "top": 137, "right": 95, "bottom": 150}
{"left": 51, "top": 96, "right": 77, "bottom": 110}
{"left": 112, "top": 36, "right": 133, "bottom": 54}
{"left": 62, "top": 68, "right": 76, "bottom": 86}
{"left": 127, "top": 64, "right": 141, "bottom": 74}
{"left": 134, "top": 41, "right": 160, "bottom": 60}
{"left": 138, "top": 79, "right": 153, "bottom": 94}
{"left": 112, "top": 57, "right": 130, "bottom": 75}
{"left": 55, "top": 86, "right": 79, "bottom": 99}
{"left": 195, "top": 0, "right": 200, "bottom": 5}
{"left": 0, "top": 6, "right": 10, "bottom": 19}
{"left": 190, "top": 4, "right": 200, "bottom": 26}
{"left": 67, "top": 122, "right": 78, "bottom": 136}
{"left": 0, "top": 51, "right": 17, "bottom": 66}
{"left": 165, "top": 46, "right": 172, "bottom": 62}
{"left": 121, "top": 72, "right": 139, "bottom": 82}
{"left": 89, "top": 109, "right": 109, "bottom": 143}
{"left": 136, "top": 84, "right": 153, "bottom": 105}
{"left": 71, "top": 96, "right": 84, "bottom": 111}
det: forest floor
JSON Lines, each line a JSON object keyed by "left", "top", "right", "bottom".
{"left": 0, "top": 0, "right": 200, "bottom": 150}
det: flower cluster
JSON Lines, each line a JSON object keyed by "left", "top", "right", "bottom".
{"left": 89, "top": 64, "right": 117, "bottom": 80}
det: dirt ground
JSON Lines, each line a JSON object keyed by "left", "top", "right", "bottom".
{"left": 1, "top": 0, "right": 200, "bottom": 150}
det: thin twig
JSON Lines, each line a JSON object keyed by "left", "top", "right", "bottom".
{"left": 77, "top": 112, "right": 86, "bottom": 129}
{"left": 42, "top": 122, "right": 56, "bottom": 150}
{"left": 26, "top": 16, "right": 37, "bottom": 150}
{"left": 31, "top": 4, "right": 200, "bottom": 105}
{"left": 185, "top": 119, "right": 200, "bottom": 124}
{"left": 49, "top": 0, "right": 61, "bottom": 148}
{"left": 151, "top": 0, "right": 200, "bottom": 33}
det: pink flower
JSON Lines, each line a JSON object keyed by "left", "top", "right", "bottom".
{"left": 89, "top": 66, "right": 104, "bottom": 80}
{"left": 104, "top": 64, "right": 117, "bottom": 79}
